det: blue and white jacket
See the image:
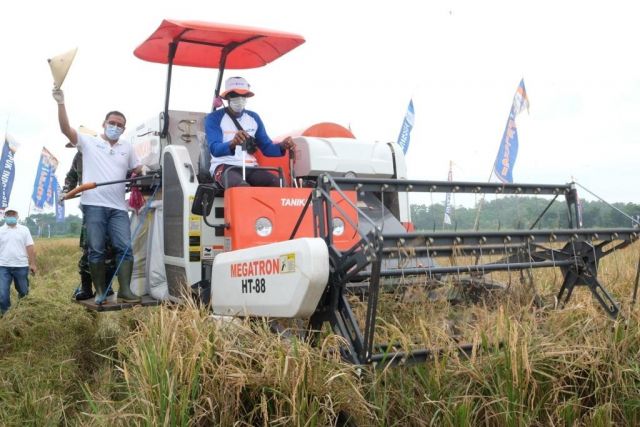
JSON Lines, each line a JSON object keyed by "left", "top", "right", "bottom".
{"left": 205, "top": 108, "right": 285, "bottom": 175}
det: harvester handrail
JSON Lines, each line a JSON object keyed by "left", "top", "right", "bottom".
{"left": 222, "top": 164, "right": 285, "bottom": 188}
{"left": 312, "top": 173, "right": 381, "bottom": 249}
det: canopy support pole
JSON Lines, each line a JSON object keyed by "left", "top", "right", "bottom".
{"left": 161, "top": 42, "right": 178, "bottom": 138}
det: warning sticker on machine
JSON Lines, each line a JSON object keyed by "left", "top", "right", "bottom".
{"left": 202, "top": 247, "right": 213, "bottom": 259}
{"left": 203, "top": 245, "right": 224, "bottom": 260}
{"left": 189, "top": 218, "right": 200, "bottom": 232}
{"left": 188, "top": 196, "right": 201, "bottom": 232}
{"left": 279, "top": 253, "right": 296, "bottom": 274}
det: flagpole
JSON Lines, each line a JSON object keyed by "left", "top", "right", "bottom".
{"left": 443, "top": 160, "right": 454, "bottom": 229}
{"left": 1, "top": 114, "right": 9, "bottom": 216}
{"left": 472, "top": 168, "right": 494, "bottom": 231}
{"left": 473, "top": 111, "right": 512, "bottom": 231}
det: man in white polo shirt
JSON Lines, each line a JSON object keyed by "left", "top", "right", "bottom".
{"left": 53, "top": 88, "right": 142, "bottom": 303}
{"left": 0, "top": 209, "right": 36, "bottom": 315}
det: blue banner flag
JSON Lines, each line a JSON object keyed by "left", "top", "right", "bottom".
{"left": 31, "top": 147, "right": 59, "bottom": 209}
{"left": 46, "top": 173, "right": 56, "bottom": 206}
{"left": 493, "top": 79, "right": 529, "bottom": 183}
{"left": 54, "top": 176, "right": 65, "bottom": 222}
{"left": 56, "top": 201, "right": 65, "bottom": 222}
{"left": 396, "top": 99, "right": 415, "bottom": 154}
{"left": 0, "top": 136, "right": 17, "bottom": 209}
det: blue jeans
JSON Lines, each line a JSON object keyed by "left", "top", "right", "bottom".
{"left": 83, "top": 205, "right": 133, "bottom": 264}
{"left": 0, "top": 266, "right": 29, "bottom": 314}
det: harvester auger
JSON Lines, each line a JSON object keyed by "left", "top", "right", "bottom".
{"left": 302, "top": 174, "right": 640, "bottom": 365}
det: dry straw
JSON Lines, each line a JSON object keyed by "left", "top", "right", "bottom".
{"left": 1, "top": 238, "right": 640, "bottom": 425}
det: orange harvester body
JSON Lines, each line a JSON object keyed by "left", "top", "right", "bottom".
{"left": 223, "top": 186, "right": 359, "bottom": 251}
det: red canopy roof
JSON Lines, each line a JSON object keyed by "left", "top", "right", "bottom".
{"left": 134, "top": 20, "right": 305, "bottom": 69}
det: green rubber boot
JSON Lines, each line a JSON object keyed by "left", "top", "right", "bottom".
{"left": 117, "top": 260, "right": 141, "bottom": 303}
{"left": 73, "top": 270, "right": 95, "bottom": 300}
{"left": 89, "top": 262, "right": 107, "bottom": 304}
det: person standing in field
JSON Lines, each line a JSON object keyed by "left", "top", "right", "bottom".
{"left": 53, "top": 88, "right": 142, "bottom": 303}
{"left": 0, "top": 209, "right": 36, "bottom": 315}
{"left": 61, "top": 149, "right": 116, "bottom": 301}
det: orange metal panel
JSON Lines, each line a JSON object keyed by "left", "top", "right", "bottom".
{"left": 253, "top": 151, "right": 293, "bottom": 186}
{"left": 224, "top": 187, "right": 359, "bottom": 251}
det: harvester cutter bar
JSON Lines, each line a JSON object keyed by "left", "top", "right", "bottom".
{"left": 380, "top": 228, "right": 639, "bottom": 248}
{"left": 374, "top": 229, "right": 638, "bottom": 260}
{"left": 367, "top": 343, "right": 476, "bottom": 366}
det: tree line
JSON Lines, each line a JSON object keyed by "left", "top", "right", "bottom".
{"left": 21, "top": 213, "right": 83, "bottom": 238}
{"left": 17, "top": 197, "right": 640, "bottom": 239}
{"left": 411, "top": 197, "right": 640, "bottom": 231}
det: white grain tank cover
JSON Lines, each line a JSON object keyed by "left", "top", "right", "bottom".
{"left": 293, "top": 137, "right": 395, "bottom": 178}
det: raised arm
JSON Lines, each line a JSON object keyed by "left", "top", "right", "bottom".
{"left": 52, "top": 89, "right": 78, "bottom": 145}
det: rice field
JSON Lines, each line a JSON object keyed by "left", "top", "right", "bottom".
{"left": 1, "top": 237, "right": 640, "bottom": 426}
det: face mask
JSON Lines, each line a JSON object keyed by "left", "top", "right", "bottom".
{"left": 105, "top": 124, "right": 124, "bottom": 141}
{"left": 5, "top": 217, "right": 17, "bottom": 226}
{"left": 229, "top": 97, "right": 247, "bottom": 113}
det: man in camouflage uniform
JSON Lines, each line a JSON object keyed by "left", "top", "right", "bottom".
{"left": 62, "top": 150, "right": 116, "bottom": 300}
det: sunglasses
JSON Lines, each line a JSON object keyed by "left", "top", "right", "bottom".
{"left": 106, "top": 120, "right": 125, "bottom": 129}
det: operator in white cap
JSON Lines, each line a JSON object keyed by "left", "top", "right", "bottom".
{"left": 205, "top": 76, "right": 295, "bottom": 188}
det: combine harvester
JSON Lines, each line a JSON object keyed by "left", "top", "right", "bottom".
{"left": 76, "top": 19, "right": 640, "bottom": 366}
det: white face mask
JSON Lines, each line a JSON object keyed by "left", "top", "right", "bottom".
{"left": 105, "top": 124, "right": 124, "bottom": 141}
{"left": 228, "top": 97, "right": 247, "bottom": 113}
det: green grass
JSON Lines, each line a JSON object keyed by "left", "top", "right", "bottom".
{"left": 1, "top": 238, "right": 640, "bottom": 425}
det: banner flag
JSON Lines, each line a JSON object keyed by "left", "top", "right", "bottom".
{"left": 0, "top": 135, "right": 17, "bottom": 210}
{"left": 56, "top": 201, "right": 65, "bottom": 222}
{"left": 492, "top": 79, "right": 530, "bottom": 183}
{"left": 396, "top": 99, "right": 415, "bottom": 154}
{"left": 54, "top": 176, "right": 65, "bottom": 222}
{"left": 443, "top": 161, "right": 453, "bottom": 226}
{"left": 46, "top": 174, "right": 56, "bottom": 206}
{"left": 31, "top": 147, "right": 59, "bottom": 209}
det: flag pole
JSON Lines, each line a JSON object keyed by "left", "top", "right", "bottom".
{"left": 443, "top": 160, "right": 454, "bottom": 229}
{"left": 472, "top": 168, "right": 494, "bottom": 231}
{"left": 1, "top": 114, "right": 9, "bottom": 217}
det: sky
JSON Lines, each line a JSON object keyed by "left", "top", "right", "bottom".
{"left": 1, "top": 0, "right": 640, "bottom": 218}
